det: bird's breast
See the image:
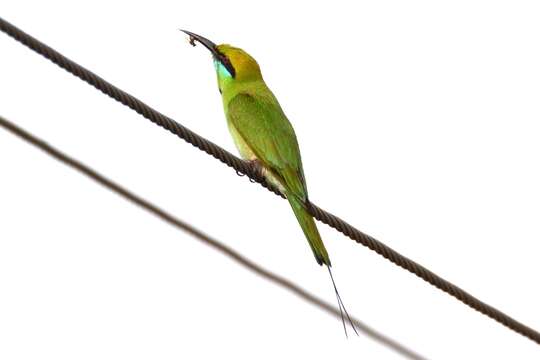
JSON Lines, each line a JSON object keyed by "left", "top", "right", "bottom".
{"left": 227, "top": 121, "right": 257, "bottom": 161}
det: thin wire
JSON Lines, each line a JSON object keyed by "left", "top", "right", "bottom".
{"left": 1, "top": 16, "right": 539, "bottom": 345}
{"left": 0, "top": 115, "right": 427, "bottom": 360}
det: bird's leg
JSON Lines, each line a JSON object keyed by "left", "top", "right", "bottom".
{"left": 247, "top": 159, "right": 265, "bottom": 183}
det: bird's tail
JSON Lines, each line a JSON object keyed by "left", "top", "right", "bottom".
{"left": 288, "top": 195, "right": 358, "bottom": 336}
{"left": 287, "top": 195, "right": 331, "bottom": 266}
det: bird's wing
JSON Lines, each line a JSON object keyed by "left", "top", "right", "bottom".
{"left": 227, "top": 92, "right": 307, "bottom": 200}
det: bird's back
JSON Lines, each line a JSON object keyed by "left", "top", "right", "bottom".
{"left": 223, "top": 80, "right": 308, "bottom": 201}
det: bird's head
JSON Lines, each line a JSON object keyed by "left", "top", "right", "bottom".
{"left": 181, "top": 30, "right": 262, "bottom": 92}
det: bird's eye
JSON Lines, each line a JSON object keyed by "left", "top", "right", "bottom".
{"left": 217, "top": 54, "right": 236, "bottom": 78}
{"left": 217, "top": 58, "right": 235, "bottom": 78}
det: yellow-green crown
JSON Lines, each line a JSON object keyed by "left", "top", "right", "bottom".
{"left": 216, "top": 44, "right": 262, "bottom": 81}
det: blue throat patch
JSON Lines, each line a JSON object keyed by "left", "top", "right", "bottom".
{"left": 214, "top": 59, "right": 233, "bottom": 79}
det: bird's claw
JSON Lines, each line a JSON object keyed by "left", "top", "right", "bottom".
{"left": 247, "top": 159, "right": 264, "bottom": 182}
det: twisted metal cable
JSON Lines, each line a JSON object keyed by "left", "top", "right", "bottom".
{"left": 1, "top": 16, "right": 539, "bottom": 345}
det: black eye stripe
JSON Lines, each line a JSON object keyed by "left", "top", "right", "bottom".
{"left": 217, "top": 53, "right": 236, "bottom": 78}
{"left": 220, "top": 57, "right": 236, "bottom": 77}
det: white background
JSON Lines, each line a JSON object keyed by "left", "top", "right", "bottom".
{"left": 1, "top": 1, "right": 539, "bottom": 359}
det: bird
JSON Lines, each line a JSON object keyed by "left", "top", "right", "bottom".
{"left": 181, "top": 30, "right": 357, "bottom": 336}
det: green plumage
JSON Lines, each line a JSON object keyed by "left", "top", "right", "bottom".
{"left": 183, "top": 32, "right": 357, "bottom": 335}
{"left": 215, "top": 45, "right": 331, "bottom": 266}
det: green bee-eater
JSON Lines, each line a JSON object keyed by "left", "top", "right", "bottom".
{"left": 182, "top": 30, "right": 357, "bottom": 335}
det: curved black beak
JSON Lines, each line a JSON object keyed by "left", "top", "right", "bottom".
{"left": 180, "top": 29, "right": 236, "bottom": 78}
{"left": 180, "top": 30, "right": 219, "bottom": 56}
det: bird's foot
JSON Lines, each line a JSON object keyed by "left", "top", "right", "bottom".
{"left": 247, "top": 159, "right": 264, "bottom": 183}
